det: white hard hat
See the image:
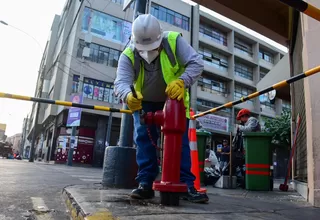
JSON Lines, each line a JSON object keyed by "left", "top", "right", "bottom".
{"left": 131, "top": 14, "right": 163, "bottom": 51}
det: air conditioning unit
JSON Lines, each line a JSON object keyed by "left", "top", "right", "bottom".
{"left": 82, "top": 47, "right": 90, "bottom": 58}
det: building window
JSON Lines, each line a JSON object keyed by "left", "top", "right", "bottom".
{"left": 81, "top": 7, "right": 132, "bottom": 44}
{"left": 198, "top": 76, "right": 227, "bottom": 95}
{"left": 260, "top": 69, "right": 268, "bottom": 80}
{"left": 111, "top": 0, "right": 134, "bottom": 8}
{"left": 259, "top": 50, "right": 274, "bottom": 64}
{"left": 82, "top": 77, "right": 121, "bottom": 104}
{"left": 199, "top": 23, "right": 227, "bottom": 46}
{"left": 198, "top": 46, "right": 228, "bottom": 71}
{"left": 72, "top": 75, "right": 80, "bottom": 93}
{"left": 235, "top": 62, "right": 253, "bottom": 80}
{"left": 261, "top": 100, "right": 275, "bottom": 110}
{"left": 150, "top": 3, "right": 189, "bottom": 31}
{"left": 77, "top": 40, "right": 120, "bottom": 67}
{"left": 234, "top": 85, "right": 254, "bottom": 104}
{"left": 197, "top": 98, "right": 231, "bottom": 113}
{"left": 234, "top": 37, "right": 253, "bottom": 57}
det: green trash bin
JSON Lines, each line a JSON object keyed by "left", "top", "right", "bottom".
{"left": 196, "top": 131, "right": 211, "bottom": 183}
{"left": 243, "top": 132, "right": 273, "bottom": 191}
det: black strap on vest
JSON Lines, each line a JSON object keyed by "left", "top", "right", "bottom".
{"left": 161, "top": 37, "right": 177, "bottom": 67}
{"left": 133, "top": 50, "right": 141, "bottom": 78}
{"left": 132, "top": 33, "right": 181, "bottom": 77}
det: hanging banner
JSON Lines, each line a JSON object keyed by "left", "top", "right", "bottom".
{"left": 196, "top": 112, "right": 229, "bottom": 132}
{"left": 67, "top": 94, "right": 83, "bottom": 127}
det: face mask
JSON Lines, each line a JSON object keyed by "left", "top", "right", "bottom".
{"left": 139, "top": 50, "right": 159, "bottom": 64}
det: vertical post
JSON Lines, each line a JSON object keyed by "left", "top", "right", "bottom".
{"left": 118, "top": 0, "right": 147, "bottom": 148}
{"left": 190, "top": 4, "right": 200, "bottom": 112}
{"left": 29, "top": 64, "right": 45, "bottom": 162}
{"left": 29, "top": 102, "right": 41, "bottom": 162}
{"left": 102, "top": 0, "right": 147, "bottom": 189}
{"left": 47, "top": 120, "right": 56, "bottom": 162}
{"left": 106, "top": 92, "right": 114, "bottom": 145}
{"left": 229, "top": 131, "right": 233, "bottom": 188}
{"left": 67, "top": 126, "right": 77, "bottom": 166}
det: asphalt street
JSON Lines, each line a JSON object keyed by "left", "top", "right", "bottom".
{"left": 0, "top": 159, "right": 103, "bottom": 220}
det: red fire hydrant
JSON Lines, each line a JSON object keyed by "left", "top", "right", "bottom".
{"left": 141, "top": 98, "right": 188, "bottom": 206}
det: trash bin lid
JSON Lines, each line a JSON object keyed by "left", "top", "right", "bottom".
{"left": 242, "top": 132, "right": 273, "bottom": 137}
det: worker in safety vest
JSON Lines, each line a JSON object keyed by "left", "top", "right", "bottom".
{"left": 114, "top": 14, "right": 208, "bottom": 203}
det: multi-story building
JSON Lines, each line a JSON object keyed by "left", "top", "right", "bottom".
{"left": 6, "top": 133, "right": 22, "bottom": 154}
{"left": 0, "top": 123, "right": 7, "bottom": 141}
{"left": 20, "top": 117, "right": 31, "bottom": 158}
{"left": 27, "top": 0, "right": 288, "bottom": 166}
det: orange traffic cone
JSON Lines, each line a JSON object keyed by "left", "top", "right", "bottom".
{"left": 189, "top": 108, "right": 207, "bottom": 193}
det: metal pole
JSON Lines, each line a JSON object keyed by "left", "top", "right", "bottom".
{"left": 0, "top": 92, "right": 132, "bottom": 114}
{"left": 47, "top": 120, "right": 56, "bottom": 163}
{"left": 229, "top": 131, "right": 232, "bottom": 188}
{"left": 190, "top": 4, "right": 200, "bottom": 112}
{"left": 101, "top": 0, "right": 148, "bottom": 189}
{"left": 118, "top": 0, "right": 147, "bottom": 148}
{"left": 67, "top": 126, "right": 77, "bottom": 166}
{"left": 106, "top": 93, "right": 115, "bottom": 146}
{"left": 0, "top": 20, "right": 43, "bottom": 52}
{"left": 29, "top": 57, "right": 46, "bottom": 162}
{"left": 29, "top": 102, "right": 41, "bottom": 162}
{"left": 193, "top": 65, "right": 320, "bottom": 119}
{"left": 279, "top": 0, "right": 320, "bottom": 23}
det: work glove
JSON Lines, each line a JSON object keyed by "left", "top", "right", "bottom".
{"left": 165, "top": 79, "right": 185, "bottom": 101}
{"left": 126, "top": 91, "right": 143, "bottom": 111}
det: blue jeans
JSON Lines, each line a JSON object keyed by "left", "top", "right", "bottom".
{"left": 133, "top": 101, "right": 196, "bottom": 188}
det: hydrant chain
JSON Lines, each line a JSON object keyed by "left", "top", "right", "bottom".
{"left": 147, "top": 127, "right": 162, "bottom": 151}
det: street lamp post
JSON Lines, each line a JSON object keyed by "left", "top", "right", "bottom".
{"left": 0, "top": 19, "right": 44, "bottom": 162}
{"left": 0, "top": 20, "right": 43, "bottom": 52}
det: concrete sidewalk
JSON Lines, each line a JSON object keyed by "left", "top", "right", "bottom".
{"left": 63, "top": 184, "right": 320, "bottom": 220}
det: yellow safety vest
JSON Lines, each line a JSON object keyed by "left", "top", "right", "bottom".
{"left": 123, "top": 31, "right": 190, "bottom": 118}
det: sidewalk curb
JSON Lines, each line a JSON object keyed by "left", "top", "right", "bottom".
{"left": 62, "top": 187, "right": 118, "bottom": 220}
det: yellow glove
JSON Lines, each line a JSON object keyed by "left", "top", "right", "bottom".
{"left": 126, "top": 91, "right": 143, "bottom": 111}
{"left": 165, "top": 79, "right": 185, "bottom": 101}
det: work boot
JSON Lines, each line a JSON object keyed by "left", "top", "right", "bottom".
{"left": 181, "top": 187, "right": 209, "bottom": 203}
{"left": 130, "top": 184, "right": 155, "bottom": 199}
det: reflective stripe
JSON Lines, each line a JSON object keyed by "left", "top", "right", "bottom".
{"left": 189, "top": 141, "right": 198, "bottom": 151}
{"left": 189, "top": 119, "right": 196, "bottom": 129}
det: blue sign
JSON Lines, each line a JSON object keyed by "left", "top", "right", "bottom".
{"left": 67, "top": 94, "right": 83, "bottom": 127}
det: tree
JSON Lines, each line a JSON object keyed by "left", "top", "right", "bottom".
{"left": 263, "top": 111, "right": 291, "bottom": 146}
